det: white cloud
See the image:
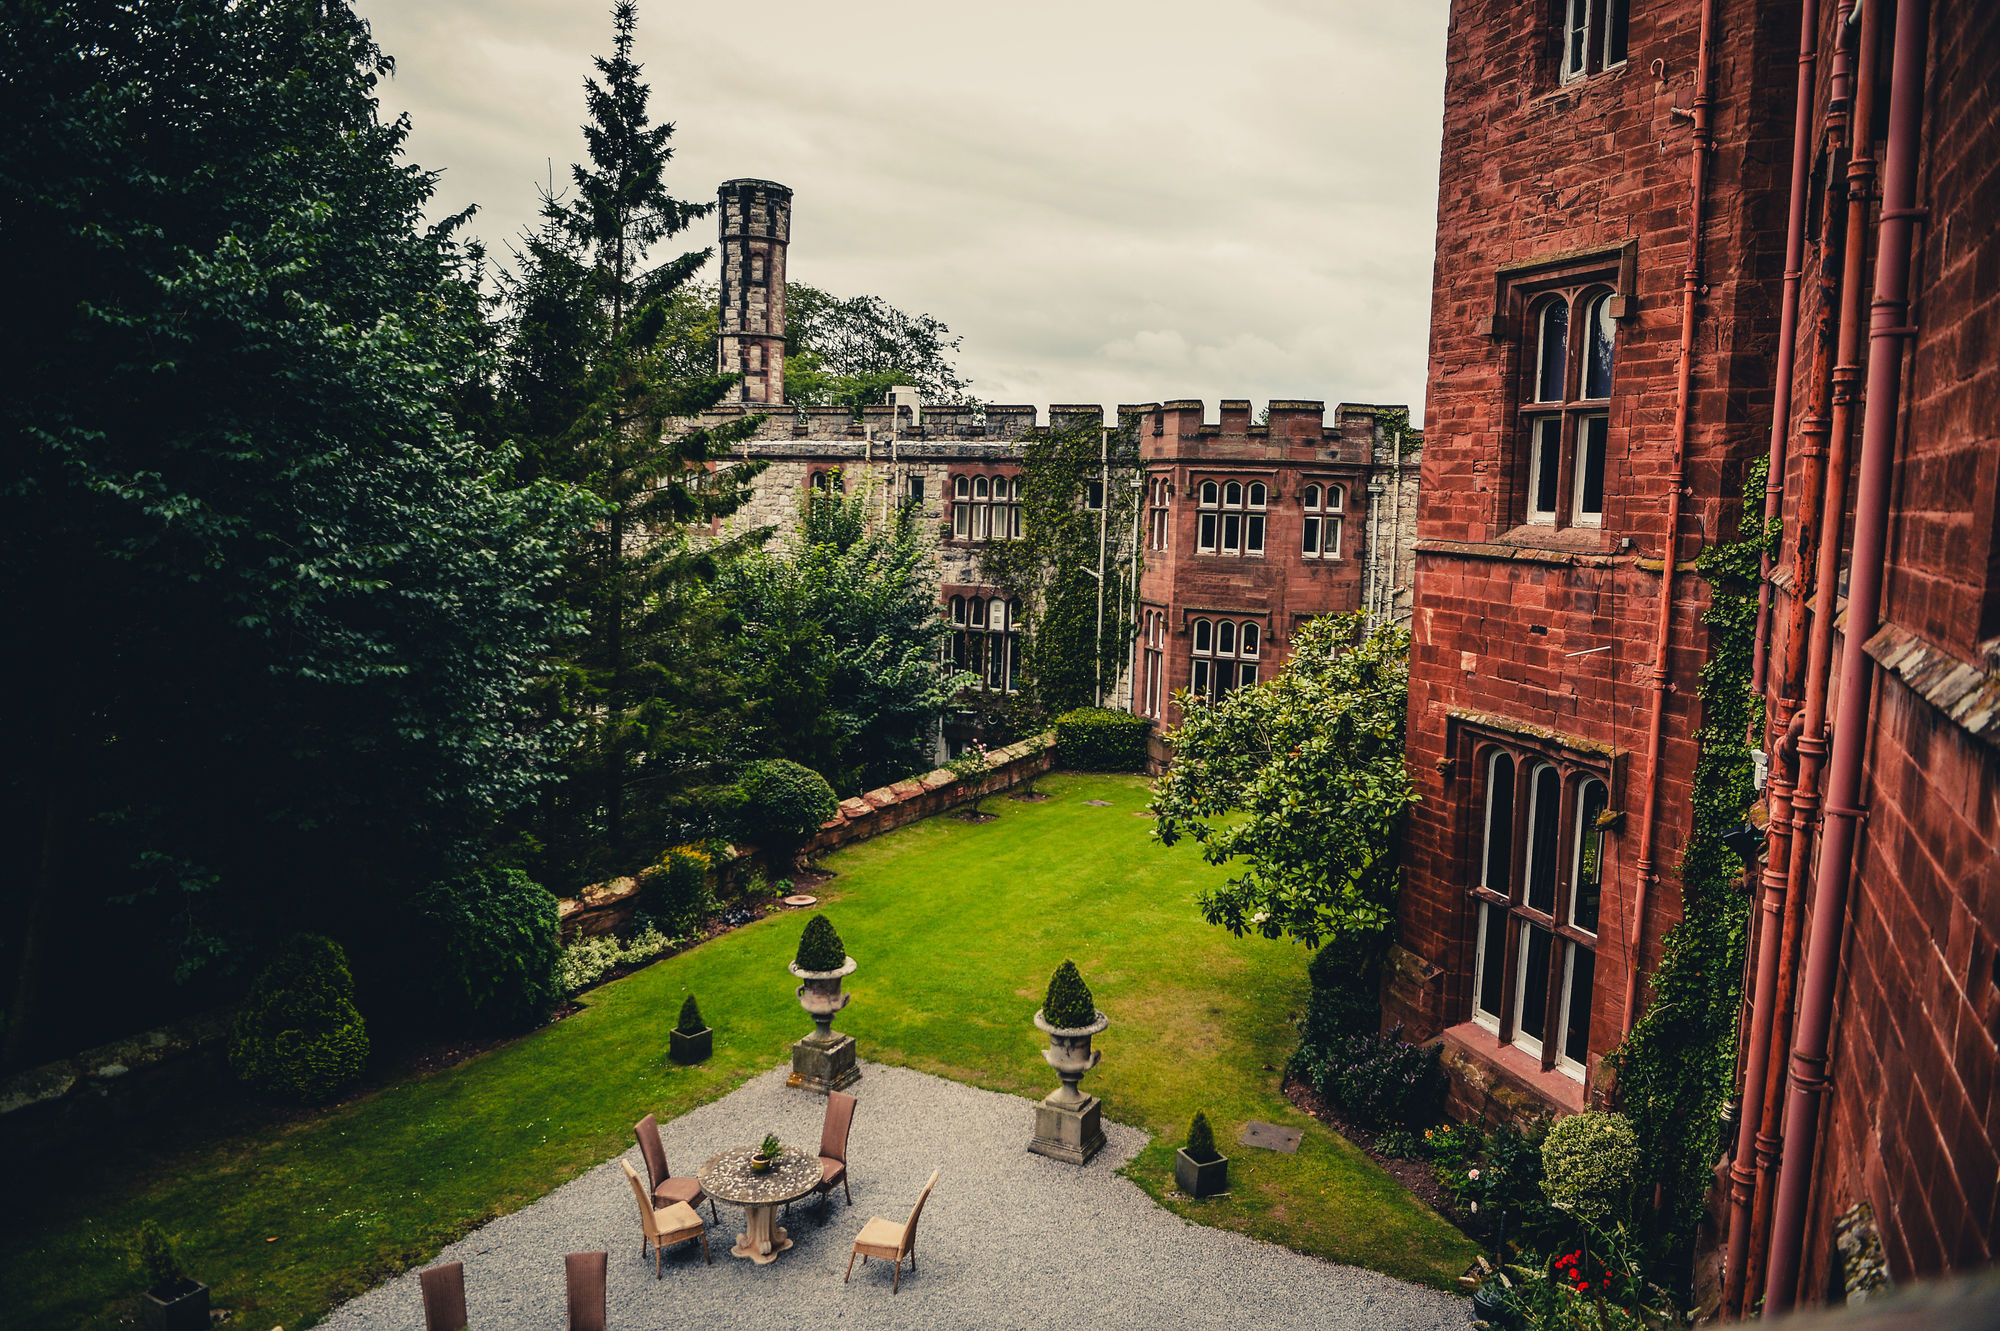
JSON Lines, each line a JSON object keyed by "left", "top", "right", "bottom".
{"left": 355, "top": 0, "right": 1448, "bottom": 424}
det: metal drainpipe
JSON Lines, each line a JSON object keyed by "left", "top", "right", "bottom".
{"left": 1094, "top": 423, "right": 1109, "bottom": 708}
{"left": 1763, "top": 0, "right": 1930, "bottom": 1309}
{"left": 1748, "top": 0, "right": 1881, "bottom": 1303}
{"left": 1624, "top": 0, "right": 1717, "bottom": 1035}
{"left": 1747, "top": 0, "right": 1823, "bottom": 708}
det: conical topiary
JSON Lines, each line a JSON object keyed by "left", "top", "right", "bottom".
{"left": 794, "top": 913, "right": 847, "bottom": 972}
{"left": 1042, "top": 959, "right": 1097, "bottom": 1029}
{"left": 1184, "top": 1111, "right": 1219, "bottom": 1163}
{"left": 677, "top": 994, "right": 704, "bottom": 1035}
{"left": 227, "top": 933, "right": 369, "bottom": 1102}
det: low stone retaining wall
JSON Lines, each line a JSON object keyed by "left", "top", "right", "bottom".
{"left": 0, "top": 1009, "right": 233, "bottom": 1161}
{"left": 805, "top": 732, "right": 1057, "bottom": 856}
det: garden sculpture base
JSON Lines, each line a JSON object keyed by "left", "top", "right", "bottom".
{"left": 787, "top": 1030, "right": 859, "bottom": 1095}
{"left": 1029, "top": 1092, "right": 1104, "bottom": 1165}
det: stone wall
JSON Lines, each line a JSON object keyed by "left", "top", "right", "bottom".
{"left": 0, "top": 1009, "right": 233, "bottom": 1163}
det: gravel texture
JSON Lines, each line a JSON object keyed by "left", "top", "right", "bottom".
{"left": 318, "top": 1061, "right": 1469, "bottom": 1331}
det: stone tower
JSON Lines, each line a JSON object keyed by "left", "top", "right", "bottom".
{"left": 716, "top": 179, "right": 791, "bottom": 406}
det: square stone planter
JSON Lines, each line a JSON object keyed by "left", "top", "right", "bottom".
{"left": 1174, "top": 1148, "right": 1229, "bottom": 1198}
{"left": 142, "top": 1281, "right": 209, "bottom": 1331}
{"left": 669, "top": 1025, "right": 712, "bottom": 1065}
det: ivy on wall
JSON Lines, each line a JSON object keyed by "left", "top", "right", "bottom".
{"left": 1606, "top": 458, "right": 1774, "bottom": 1282}
{"left": 977, "top": 415, "right": 1142, "bottom": 730}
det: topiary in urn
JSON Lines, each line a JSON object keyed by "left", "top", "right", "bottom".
{"left": 1174, "top": 1110, "right": 1230, "bottom": 1199}
{"left": 786, "top": 914, "right": 859, "bottom": 1093}
{"left": 670, "top": 992, "right": 712, "bottom": 1066}
{"left": 1030, "top": 959, "right": 1109, "bottom": 1164}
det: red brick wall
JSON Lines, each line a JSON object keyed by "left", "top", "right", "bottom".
{"left": 1394, "top": 0, "right": 1793, "bottom": 1110}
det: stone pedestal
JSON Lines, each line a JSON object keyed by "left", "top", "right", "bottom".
{"left": 787, "top": 1031, "right": 859, "bottom": 1094}
{"left": 1029, "top": 1093, "right": 1105, "bottom": 1165}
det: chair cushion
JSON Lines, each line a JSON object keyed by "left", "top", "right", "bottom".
{"left": 652, "top": 1201, "right": 704, "bottom": 1240}
{"left": 854, "top": 1216, "right": 905, "bottom": 1251}
{"left": 819, "top": 1156, "right": 847, "bottom": 1185}
{"left": 654, "top": 1176, "right": 703, "bottom": 1206}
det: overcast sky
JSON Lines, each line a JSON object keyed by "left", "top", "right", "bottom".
{"left": 354, "top": 0, "right": 1449, "bottom": 424}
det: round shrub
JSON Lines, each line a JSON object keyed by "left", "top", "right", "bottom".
{"left": 1185, "top": 1111, "right": 1219, "bottom": 1163}
{"left": 419, "top": 867, "right": 563, "bottom": 1031}
{"left": 795, "top": 913, "right": 847, "bottom": 972}
{"left": 644, "top": 845, "right": 716, "bottom": 936}
{"left": 1042, "top": 958, "right": 1097, "bottom": 1028}
{"left": 1054, "top": 707, "right": 1151, "bottom": 771}
{"left": 677, "top": 993, "right": 705, "bottom": 1035}
{"left": 1541, "top": 1110, "right": 1640, "bottom": 1225}
{"left": 228, "top": 933, "right": 369, "bottom": 1102}
{"left": 739, "top": 759, "right": 838, "bottom": 863}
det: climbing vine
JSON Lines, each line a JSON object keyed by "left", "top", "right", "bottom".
{"left": 1606, "top": 458, "right": 1775, "bottom": 1284}
{"left": 978, "top": 415, "right": 1142, "bottom": 728}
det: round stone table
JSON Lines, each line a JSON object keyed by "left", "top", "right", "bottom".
{"left": 698, "top": 1145, "right": 822, "bottom": 1264}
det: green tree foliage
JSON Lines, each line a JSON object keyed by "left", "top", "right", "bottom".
{"left": 1541, "top": 1111, "right": 1640, "bottom": 1227}
{"left": 784, "top": 283, "right": 973, "bottom": 409}
{"left": 726, "top": 480, "right": 972, "bottom": 793}
{"left": 228, "top": 934, "right": 370, "bottom": 1103}
{"left": 1151, "top": 614, "right": 1416, "bottom": 948}
{"left": 794, "top": 914, "right": 847, "bottom": 972}
{"left": 642, "top": 846, "right": 715, "bottom": 936}
{"left": 417, "top": 868, "right": 564, "bottom": 1031}
{"left": 739, "top": 759, "right": 838, "bottom": 866}
{"left": 0, "top": 0, "right": 594, "bottom": 1062}
{"left": 979, "top": 417, "right": 1142, "bottom": 722}
{"left": 490, "top": 2, "right": 769, "bottom": 885}
{"left": 1042, "top": 959, "right": 1097, "bottom": 1028}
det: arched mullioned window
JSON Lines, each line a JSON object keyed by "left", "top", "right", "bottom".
{"left": 946, "top": 592, "right": 1022, "bottom": 692}
{"left": 1186, "top": 617, "right": 1263, "bottom": 703}
{"left": 1194, "top": 479, "right": 1268, "bottom": 556}
{"left": 950, "top": 474, "right": 1021, "bottom": 543}
{"left": 1301, "top": 482, "right": 1344, "bottom": 559}
{"left": 1522, "top": 285, "right": 1616, "bottom": 529}
{"left": 1147, "top": 474, "right": 1172, "bottom": 551}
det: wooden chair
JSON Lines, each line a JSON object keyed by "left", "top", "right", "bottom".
{"left": 418, "top": 1261, "right": 467, "bottom": 1331}
{"left": 811, "top": 1090, "right": 857, "bottom": 1221}
{"left": 845, "top": 1168, "right": 939, "bottom": 1294}
{"left": 634, "top": 1113, "right": 715, "bottom": 1222}
{"left": 565, "top": 1252, "right": 607, "bottom": 1331}
{"left": 621, "top": 1159, "right": 711, "bottom": 1278}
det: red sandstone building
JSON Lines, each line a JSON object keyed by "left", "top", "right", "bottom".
{"left": 1389, "top": 0, "right": 1998, "bottom": 1309}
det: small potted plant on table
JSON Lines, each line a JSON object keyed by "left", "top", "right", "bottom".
{"left": 133, "top": 1220, "right": 208, "bottom": 1331}
{"left": 670, "top": 993, "right": 712, "bottom": 1065}
{"left": 751, "top": 1133, "right": 783, "bottom": 1173}
{"left": 1174, "top": 1110, "right": 1230, "bottom": 1198}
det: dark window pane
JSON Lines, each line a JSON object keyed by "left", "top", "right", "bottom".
{"left": 1586, "top": 293, "right": 1616, "bottom": 397}
{"left": 1477, "top": 903, "right": 1506, "bottom": 1019}
{"left": 1518, "top": 924, "right": 1554, "bottom": 1043}
{"left": 1246, "top": 513, "right": 1265, "bottom": 553}
{"left": 1193, "top": 619, "right": 1212, "bottom": 653}
{"left": 1199, "top": 512, "right": 1218, "bottom": 550}
{"left": 1223, "top": 513, "right": 1241, "bottom": 552}
{"left": 1192, "top": 659, "right": 1210, "bottom": 698}
{"left": 1573, "top": 779, "right": 1606, "bottom": 933}
{"left": 909, "top": 475, "right": 925, "bottom": 503}
{"left": 1303, "top": 515, "right": 1320, "bottom": 555}
{"left": 1526, "top": 763, "right": 1561, "bottom": 914}
{"left": 1534, "top": 418, "right": 1562, "bottom": 515}
{"left": 1605, "top": 0, "right": 1629, "bottom": 65}
{"left": 1217, "top": 620, "right": 1237, "bottom": 656}
{"left": 1483, "top": 754, "right": 1516, "bottom": 892}
{"left": 1564, "top": 945, "right": 1596, "bottom": 1065}
{"left": 1240, "top": 662, "right": 1258, "bottom": 688}
{"left": 1538, "top": 300, "right": 1569, "bottom": 401}
{"left": 1577, "top": 415, "right": 1607, "bottom": 519}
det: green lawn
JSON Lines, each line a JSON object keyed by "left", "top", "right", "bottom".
{"left": 8, "top": 772, "right": 1477, "bottom": 1327}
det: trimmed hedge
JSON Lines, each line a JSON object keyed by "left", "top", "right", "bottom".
{"left": 1542, "top": 1110, "right": 1640, "bottom": 1226}
{"left": 739, "top": 759, "right": 838, "bottom": 862}
{"left": 1054, "top": 707, "right": 1150, "bottom": 771}
{"left": 228, "top": 933, "right": 369, "bottom": 1103}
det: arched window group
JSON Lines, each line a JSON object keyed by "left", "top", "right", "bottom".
{"left": 808, "top": 468, "right": 845, "bottom": 494}
{"left": 1187, "top": 617, "right": 1262, "bottom": 702}
{"left": 1469, "top": 747, "right": 1608, "bottom": 1081}
{"left": 1147, "top": 475, "right": 1171, "bottom": 551}
{"left": 1300, "top": 483, "right": 1344, "bottom": 559}
{"left": 1523, "top": 286, "right": 1616, "bottom": 529}
{"left": 948, "top": 594, "right": 1023, "bottom": 692}
{"left": 1138, "top": 608, "right": 1167, "bottom": 717}
{"left": 952, "top": 474, "right": 1021, "bottom": 542}
{"left": 1195, "top": 480, "right": 1267, "bottom": 556}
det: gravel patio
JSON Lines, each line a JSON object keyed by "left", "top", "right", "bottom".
{"left": 318, "top": 1060, "right": 1469, "bottom": 1331}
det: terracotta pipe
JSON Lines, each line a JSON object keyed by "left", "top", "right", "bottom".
{"left": 1747, "top": 0, "right": 1823, "bottom": 708}
{"left": 1745, "top": 0, "right": 1881, "bottom": 1306}
{"left": 1624, "top": 0, "right": 1717, "bottom": 1036}
{"left": 1763, "top": 0, "right": 1930, "bottom": 1310}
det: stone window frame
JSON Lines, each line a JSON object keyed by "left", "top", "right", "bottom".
{"left": 1558, "top": 0, "right": 1630, "bottom": 84}
{"left": 1300, "top": 481, "right": 1345, "bottom": 560}
{"left": 1138, "top": 606, "right": 1168, "bottom": 719}
{"left": 1453, "top": 720, "right": 1618, "bottom": 1084}
{"left": 808, "top": 468, "right": 846, "bottom": 494}
{"left": 947, "top": 592, "right": 1023, "bottom": 692}
{"left": 950, "top": 472, "right": 1021, "bottom": 543}
{"left": 1147, "top": 473, "right": 1172, "bottom": 552}
{"left": 1187, "top": 616, "right": 1262, "bottom": 703}
{"left": 1194, "top": 478, "right": 1268, "bottom": 558}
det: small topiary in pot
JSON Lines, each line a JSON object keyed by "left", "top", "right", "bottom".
{"left": 670, "top": 993, "right": 712, "bottom": 1066}
{"left": 1175, "top": 1110, "right": 1230, "bottom": 1199}
{"left": 133, "top": 1219, "right": 208, "bottom": 1331}
{"left": 794, "top": 914, "right": 847, "bottom": 974}
{"left": 1033, "top": 959, "right": 1108, "bottom": 1109}
{"left": 1041, "top": 959, "right": 1097, "bottom": 1030}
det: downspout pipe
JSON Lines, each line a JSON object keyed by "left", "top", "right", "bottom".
{"left": 1748, "top": 0, "right": 1823, "bottom": 707}
{"left": 1763, "top": 0, "right": 1930, "bottom": 1310}
{"left": 1625, "top": 0, "right": 1716, "bottom": 1035}
{"left": 1746, "top": 0, "right": 1879, "bottom": 1304}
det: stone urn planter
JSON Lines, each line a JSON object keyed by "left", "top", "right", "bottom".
{"left": 142, "top": 1280, "right": 210, "bottom": 1331}
{"left": 1029, "top": 1008, "right": 1109, "bottom": 1164}
{"left": 1174, "top": 1147, "right": 1229, "bottom": 1199}
{"left": 786, "top": 956, "right": 860, "bottom": 1093}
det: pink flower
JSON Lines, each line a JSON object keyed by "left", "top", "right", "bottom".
{"left": 1468, "top": 1168, "right": 1481, "bottom": 1180}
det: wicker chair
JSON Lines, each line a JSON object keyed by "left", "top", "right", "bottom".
{"left": 811, "top": 1090, "right": 857, "bottom": 1220}
{"left": 634, "top": 1113, "right": 715, "bottom": 1222}
{"left": 565, "top": 1252, "right": 607, "bottom": 1331}
{"left": 418, "top": 1261, "right": 467, "bottom": 1331}
{"left": 844, "top": 1168, "right": 939, "bottom": 1294}
{"left": 621, "top": 1159, "right": 711, "bottom": 1278}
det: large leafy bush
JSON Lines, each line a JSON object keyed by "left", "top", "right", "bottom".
{"left": 643, "top": 845, "right": 715, "bottom": 936}
{"left": 419, "top": 868, "right": 563, "bottom": 1030}
{"left": 1295, "top": 1024, "right": 1444, "bottom": 1129}
{"left": 228, "top": 934, "right": 369, "bottom": 1102}
{"left": 739, "top": 759, "right": 838, "bottom": 864}
{"left": 1054, "top": 707, "right": 1150, "bottom": 771}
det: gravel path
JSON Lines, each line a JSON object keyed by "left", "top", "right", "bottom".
{"left": 318, "top": 1061, "right": 1468, "bottom": 1331}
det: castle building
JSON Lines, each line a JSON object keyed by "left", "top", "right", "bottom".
{"left": 701, "top": 182, "right": 1421, "bottom": 753}
{"left": 1390, "top": 0, "right": 2000, "bottom": 1309}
